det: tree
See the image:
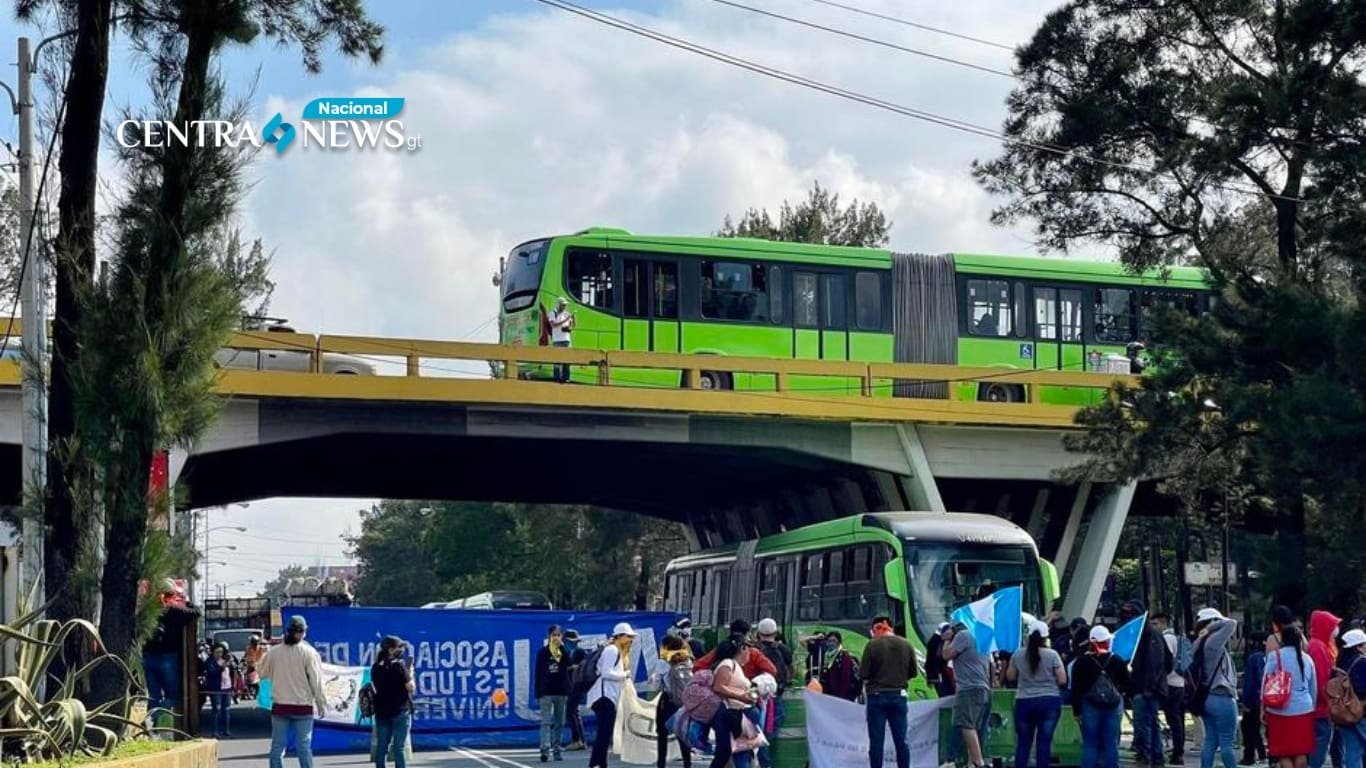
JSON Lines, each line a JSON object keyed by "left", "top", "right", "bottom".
{"left": 718, "top": 181, "right": 891, "bottom": 247}
{"left": 348, "top": 501, "right": 688, "bottom": 611}
{"left": 974, "top": 0, "right": 1366, "bottom": 613}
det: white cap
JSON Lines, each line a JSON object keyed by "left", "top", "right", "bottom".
{"left": 1197, "top": 607, "right": 1225, "bottom": 623}
{"left": 757, "top": 618, "right": 779, "bottom": 636}
{"left": 612, "top": 622, "right": 639, "bottom": 638}
{"left": 1089, "top": 625, "right": 1112, "bottom": 643}
{"left": 1343, "top": 629, "right": 1366, "bottom": 649}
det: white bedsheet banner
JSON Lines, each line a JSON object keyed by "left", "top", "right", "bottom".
{"left": 804, "top": 691, "right": 954, "bottom": 768}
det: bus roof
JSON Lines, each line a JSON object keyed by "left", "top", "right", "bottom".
{"left": 668, "top": 511, "right": 1036, "bottom": 568}
{"left": 549, "top": 229, "right": 1210, "bottom": 288}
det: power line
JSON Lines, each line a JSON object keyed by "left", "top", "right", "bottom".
{"left": 708, "top": 0, "right": 1014, "bottom": 78}
{"left": 529, "top": 0, "right": 1295, "bottom": 202}
{"left": 801, "top": 0, "right": 1016, "bottom": 51}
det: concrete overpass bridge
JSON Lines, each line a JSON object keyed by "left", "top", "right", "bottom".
{"left": 0, "top": 328, "right": 1164, "bottom": 619}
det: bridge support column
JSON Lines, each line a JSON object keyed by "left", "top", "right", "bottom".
{"left": 894, "top": 425, "right": 945, "bottom": 512}
{"left": 1061, "top": 480, "right": 1134, "bottom": 621}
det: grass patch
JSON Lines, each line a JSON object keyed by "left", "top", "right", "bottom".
{"left": 20, "top": 739, "right": 188, "bottom": 768}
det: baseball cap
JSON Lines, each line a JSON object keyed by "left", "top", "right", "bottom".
{"left": 612, "top": 622, "right": 639, "bottom": 638}
{"left": 1089, "top": 625, "right": 1112, "bottom": 643}
{"left": 1197, "top": 607, "right": 1225, "bottom": 623}
{"left": 1342, "top": 629, "right": 1366, "bottom": 649}
{"left": 757, "top": 618, "right": 779, "bottom": 636}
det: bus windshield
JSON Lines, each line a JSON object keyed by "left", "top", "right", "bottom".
{"left": 502, "top": 240, "right": 548, "bottom": 311}
{"left": 904, "top": 542, "right": 1043, "bottom": 641}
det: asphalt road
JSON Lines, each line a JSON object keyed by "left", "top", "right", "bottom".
{"left": 214, "top": 706, "right": 607, "bottom": 768}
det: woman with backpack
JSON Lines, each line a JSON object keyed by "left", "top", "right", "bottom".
{"left": 1333, "top": 629, "right": 1366, "bottom": 768}
{"left": 1007, "top": 622, "right": 1067, "bottom": 768}
{"left": 1264, "top": 625, "right": 1319, "bottom": 768}
{"left": 653, "top": 635, "right": 694, "bottom": 768}
{"left": 534, "top": 625, "right": 572, "bottom": 763}
{"left": 587, "top": 623, "right": 637, "bottom": 768}
{"left": 1069, "top": 625, "right": 1131, "bottom": 768}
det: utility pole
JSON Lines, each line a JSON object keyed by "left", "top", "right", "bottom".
{"left": 15, "top": 36, "right": 48, "bottom": 610}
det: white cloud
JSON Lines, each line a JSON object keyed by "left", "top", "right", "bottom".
{"left": 212, "top": 0, "right": 1070, "bottom": 597}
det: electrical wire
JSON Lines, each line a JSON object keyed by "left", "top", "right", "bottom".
{"left": 801, "top": 0, "right": 1016, "bottom": 51}
{"left": 707, "top": 0, "right": 1015, "bottom": 79}
{"left": 530, "top": 0, "right": 1302, "bottom": 203}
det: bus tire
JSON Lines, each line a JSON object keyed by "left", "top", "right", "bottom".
{"left": 698, "top": 371, "right": 732, "bottom": 391}
{"left": 978, "top": 382, "right": 1024, "bottom": 403}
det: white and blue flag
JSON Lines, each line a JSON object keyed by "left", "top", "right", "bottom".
{"left": 949, "top": 586, "right": 1024, "bottom": 653}
{"left": 1111, "top": 613, "right": 1148, "bottom": 662}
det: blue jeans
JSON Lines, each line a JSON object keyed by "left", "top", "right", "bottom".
{"left": 1200, "top": 693, "right": 1238, "bottom": 768}
{"left": 143, "top": 651, "right": 180, "bottom": 717}
{"left": 270, "top": 714, "right": 315, "bottom": 768}
{"left": 867, "top": 692, "right": 910, "bottom": 768}
{"left": 208, "top": 691, "right": 231, "bottom": 736}
{"left": 1314, "top": 717, "right": 1345, "bottom": 768}
{"left": 539, "top": 696, "right": 567, "bottom": 754}
{"left": 374, "top": 713, "right": 410, "bottom": 768}
{"left": 1014, "top": 696, "right": 1061, "bottom": 768}
{"left": 1338, "top": 722, "right": 1366, "bottom": 768}
{"left": 1080, "top": 703, "right": 1122, "bottom": 768}
{"left": 1133, "top": 694, "right": 1163, "bottom": 763}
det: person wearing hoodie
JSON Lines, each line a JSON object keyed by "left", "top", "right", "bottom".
{"left": 1126, "top": 601, "right": 1171, "bottom": 767}
{"left": 1309, "top": 611, "right": 1345, "bottom": 768}
{"left": 1334, "top": 630, "right": 1366, "bottom": 768}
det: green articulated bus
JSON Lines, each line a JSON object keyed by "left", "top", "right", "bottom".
{"left": 663, "top": 512, "right": 1074, "bottom": 768}
{"left": 497, "top": 228, "right": 1211, "bottom": 403}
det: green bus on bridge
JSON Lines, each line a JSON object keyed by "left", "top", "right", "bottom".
{"left": 496, "top": 228, "right": 1210, "bottom": 402}
{"left": 662, "top": 511, "right": 1078, "bottom": 768}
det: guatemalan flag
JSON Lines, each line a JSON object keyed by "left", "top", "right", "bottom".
{"left": 1110, "top": 613, "right": 1149, "bottom": 662}
{"left": 949, "top": 586, "right": 1024, "bottom": 653}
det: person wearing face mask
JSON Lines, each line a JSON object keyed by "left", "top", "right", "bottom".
{"left": 370, "top": 635, "right": 415, "bottom": 768}
{"left": 535, "top": 625, "right": 572, "bottom": 763}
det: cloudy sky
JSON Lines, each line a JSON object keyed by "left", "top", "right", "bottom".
{"left": 13, "top": 0, "right": 1074, "bottom": 598}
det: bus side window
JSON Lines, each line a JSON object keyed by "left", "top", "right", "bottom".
{"left": 821, "top": 550, "right": 846, "bottom": 621}
{"left": 798, "top": 555, "right": 822, "bottom": 621}
{"left": 566, "top": 249, "right": 615, "bottom": 311}
{"left": 845, "top": 546, "right": 874, "bottom": 620}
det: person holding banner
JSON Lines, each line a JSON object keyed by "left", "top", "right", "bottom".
{"left": 1071, "top": 625, "right": 1132, "bottom": 768}
{"left": 860, "top": 616, "right": 919, "bottom": 768}
{"left": 371, "top": 635, "right": 414, "bottom": 768}
{"left": 588, "top": 623, "right": 638, "bottom": 768}
{"left": 259, "top": 616, "right": 329, "bottom": 768}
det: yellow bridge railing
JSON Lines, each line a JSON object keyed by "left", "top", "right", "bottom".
{"left": 0, "top": 324, "right": 1136, "bottom": 428}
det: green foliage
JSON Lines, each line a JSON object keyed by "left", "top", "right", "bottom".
{"left": 977, "top": 0, "right": 1366, "bottom": 614}
{"left": 718, "top": 181, "right": 891, "bottom": 247}
{"left": 348, "top": 501, "right": 688, "bottom": 610}
{"left": 0, "top": 586, "right": 151, "bottom": 763}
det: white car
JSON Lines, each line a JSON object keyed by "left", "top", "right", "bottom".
{"left": 214, "top": 323, "right": 375, "bottom": 375}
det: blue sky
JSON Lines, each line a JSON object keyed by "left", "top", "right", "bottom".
{"left": 10, "top": 0, "right": 1072, "bottom": 596}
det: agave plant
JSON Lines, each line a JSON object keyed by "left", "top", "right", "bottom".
{"left": 0, "top": 588, "right": 152, "bottom": 763}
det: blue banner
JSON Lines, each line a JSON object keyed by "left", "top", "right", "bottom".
{"left": 280, "top": 607, "right": 679, "bottom": 751}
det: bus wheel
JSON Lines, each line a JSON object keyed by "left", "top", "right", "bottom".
{"left": 699, "top": 371, "right": 732, "bottom": 391}
{"left": 978, "top": 382, "right": 1024, "bottom": 403}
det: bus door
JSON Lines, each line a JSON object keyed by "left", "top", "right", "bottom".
{"left": 622, "top": 258, "right": 680, "bottom": 353}
{"left": 793, "top": 271, "right": 849, "bottom": 361}
{"left": 1031, "top": 286, "right": 1085, "bottom": 370}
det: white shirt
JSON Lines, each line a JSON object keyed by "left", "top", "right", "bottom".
{"left": 587, "top": 644, "right": 630, "bottom": 705}
{"left": 1164, "top": 631, "right": 1185, "bottom": 688}
{"left": 549, "top": 309, "right": 572, "bottom": 343}
{"left": 258, "top": 642, "right": 328, "bottom": 712}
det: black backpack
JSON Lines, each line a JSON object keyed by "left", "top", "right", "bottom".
{"left": 573, "top": 646, "right": 606, "bottom": 691}
{"left": 1086, "top": 655, "right": 1122, "bottom": 709}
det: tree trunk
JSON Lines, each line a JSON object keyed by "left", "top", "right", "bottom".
{"left": 46, "top": 0, "right": 114, "bottom": 628}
